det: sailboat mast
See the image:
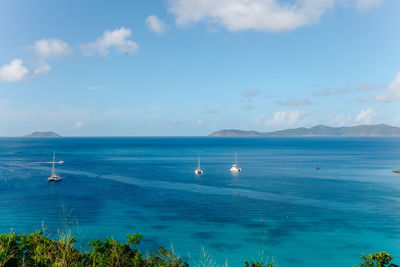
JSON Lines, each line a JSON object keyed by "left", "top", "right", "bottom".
{"left": 52, "top": 151, "right": 55, "bottom": 175}
{"left": 235, "top": 152, "right": 238, "bottom": 165}
{"left": 198, "top": 153, "right": 200, "bottom": 168}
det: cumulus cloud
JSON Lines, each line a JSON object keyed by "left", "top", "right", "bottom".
{"left": 146, "top": 15, "right": 168, "bottom": 34}
{"left": 327, "top": 113, "right": 353, "bottom": 127}
{"left": 313, "top": 87, "right": 350, "bottom": 96}
{"left": 255, "top": 110, "right": 308, "bottom": 129}
{"left": 275, "top": 97, "right": 311, "bottom": 106}
{"left": 33, "top": 61, "right": 51, "bottom": 76}
{"left": 357, "top": 0, "right": 382, "bottom": 10}
{"left": 204, "top": 108, "right": 220, "bottom": 114}
{"left": 0, "top": 59, "right": 29, "bottom": 82}
{"left": 355, "top": 108, "right": 376, "bottom": 124}
{"left": 373, "top": 72, "right": 400, "bottom": 103}
{"left": 32, "top": 38, "right": 72, "bottom": 57}
{"left": 80, "top": 27, "right": 139, "bottom": 56}
{"left": 168, "top": 0, "right": 335, "bottom": 32}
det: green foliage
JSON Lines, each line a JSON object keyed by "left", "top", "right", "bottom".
{"left": 1, "top": 231, "right": 399, "bottom": 267}
{"left": 194, "top": 246, "right": 218, "bottom": 267}
{"left": 127, "top": 233, "right": 142, "bottom": 249}
{"left": 0, "top": 230, "right": 82, "bottom": 266}
{"left": 0, "top": 231, "right": 184, "bottom": 267}
{"left": 354, "top": 251, "right": 398, "bottom": 267}
{"left": 88, "top": 234, "right": 145, "bottom": 267}
{"left": 146, "top": 246, "right": 188, "bottom": 267}
{"left": 244, "top": 261, "right": 273, "bottom": 267}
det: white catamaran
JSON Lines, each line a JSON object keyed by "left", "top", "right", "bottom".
{"left": 48, "top": 151, "right": 62, "bottom": 182}
{"left": 195, "top": 153, "right": 203, "bottom": 175}
{"left": 230, "top": 152, "right": 242, "bottom": 172}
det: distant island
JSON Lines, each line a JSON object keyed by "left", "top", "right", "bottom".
{"left": 210, "top": 124, "right": 400, "bottom": 137}
{"left": 24, "top": 131, "right": 61, "bottom": 138}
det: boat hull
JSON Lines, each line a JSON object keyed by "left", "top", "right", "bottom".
{"left": 48, "top": 175, "right": 62, "bottom": 182}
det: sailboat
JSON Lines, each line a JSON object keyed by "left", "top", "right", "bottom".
{"left": 230, "top": 152, "right": 242, "bottom": 172}
{"left": 48, "top": 151, "right": 62, "bottom": 182}
{"left": 195, "top": 153, "right": 203, "bottom": 175}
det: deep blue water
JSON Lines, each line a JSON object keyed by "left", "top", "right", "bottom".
{"left": 1, "top": 137, "right": 400, "bottom": 266}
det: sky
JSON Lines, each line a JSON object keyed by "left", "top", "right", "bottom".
{"left": 0, "top": 0, "right": 399, "bottom": 136}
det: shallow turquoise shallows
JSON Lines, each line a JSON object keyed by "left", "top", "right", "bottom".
{"left": 1, "top": 137, "right": 400, "bottom": 266}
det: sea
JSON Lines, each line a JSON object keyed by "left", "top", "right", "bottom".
{"left": 0, "top": 137, "right": 400, "bottom": 266}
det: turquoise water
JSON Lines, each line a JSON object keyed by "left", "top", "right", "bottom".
{"left": 1, "top": 137, "right": 400, "bottom": 266}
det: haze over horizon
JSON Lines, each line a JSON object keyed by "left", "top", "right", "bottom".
{"left": 1, "top": 0, "right": 399, "bottom": 136}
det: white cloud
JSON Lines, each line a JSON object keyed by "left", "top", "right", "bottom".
{"left": 74, "top": 121, "right": 85, "bottom": 129}
{"left": 327, "top": 113, "right": 353, "bottom": 127}
{"left": 373, "top": 72, "right": 400, "bottom": 103}
{"left": 395, "top": 116, "right": 400, "bottom": 125}
{"left": 275, "top": 97, "right": 311, "bottom": 106}
{"left": 355, "top": 83, "right": 376, "bottom": 91}
{"left": 243, "top": 89, "right": 259, "bottom": 97}
{"left": 357, "top": 0, "right": 382, "bottom": 10}
{"left": 242, "top": 104, "right": 254, "bottom": 110}
{"left": 147, "top": 105, "right": 161, "bottom": 112}
{"left": 87, "top": 86, "right": 103, "bottom": 91}
{"left": 168, "top": 0, "right": 335, "bottom": 32}
{"left": 204, "top": 107, "right": 220, "bottom": 114}
{"left": 32, "top": 39, "right": 72, "bottom": 57}
{"left": 255, "top": 110, "right": 308, "bottom": 129}
{"left": 313, "top": 87, "right": 350, "bottom": 96}
{"left": 80, "top": 27, "right": 139, "bottom": 56}
{"left": 0, "top": 59, "right": 29, "bottom": 82}
{"left": 355, "top": 108, "right": 376, "bottom": 124}
{"left": 354, "top": 97, "right": 368, "bottom": 103}
{"left": 33, "top": 61, "right": 51, "bottom": 76}
{"left": 146, "top": 15, "right": 168, "bottom": 34}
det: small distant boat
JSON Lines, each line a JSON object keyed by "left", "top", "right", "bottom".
{"left": 315, "top": 167, "right": 320, "bottom": 170}
{"left": 393, "top": 169, "right": 400, "bottom": 173}
{"left": 48, "top": 152, "right": 62, "bottom": 182}
{"left": 230, "top": 152, "right": 242, "bottom": 172}
{"left": 195, "top": 153, "right": 203, "bottom": 175}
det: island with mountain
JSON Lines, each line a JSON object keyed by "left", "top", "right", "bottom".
{"left": 210, "top": 124, "right": 400, "bottom": 137}
{"left": 24, "top": 131, "right": 61, "bottom": 138}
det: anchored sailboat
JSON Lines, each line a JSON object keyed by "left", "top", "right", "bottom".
{"left": 195, "top": 153, "right": 203, "bottom": 175}
{"left": 48, "top": 151, "right": 62, "bottom": 182}
{"left": 230, "top": 152, "right": 242, "bottom": 172}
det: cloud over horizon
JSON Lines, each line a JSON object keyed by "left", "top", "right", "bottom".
{"left": 373, "top": 72, "right": 400, "bottom": 103}
{"left": 355, "top": 108, "right": 377, "bottom": 124}
{"left": 255, "top": 110, "right": 309, "bottom": 129}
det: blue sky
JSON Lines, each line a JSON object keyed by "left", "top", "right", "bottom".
{"left": 0, "top": 0, "right": 399, "bottom": 136}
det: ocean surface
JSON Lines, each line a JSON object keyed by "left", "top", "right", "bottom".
{"left": 1, "top": 137, "right": 400, "bottom": 266}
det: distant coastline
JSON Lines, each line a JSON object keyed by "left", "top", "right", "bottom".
{"left": 210, "top": 124, "right": 400, "bottom": 137}
{"left": 24, "top": 131, "right": 61, "bottom": 138}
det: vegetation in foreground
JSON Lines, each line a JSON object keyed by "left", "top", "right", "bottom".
{"left": 0, "top": 231, "right": 398, "bottom": 266}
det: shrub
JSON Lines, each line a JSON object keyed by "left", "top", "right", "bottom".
{"left": 354, "top": 251, "right": 398, "bottom": 267}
